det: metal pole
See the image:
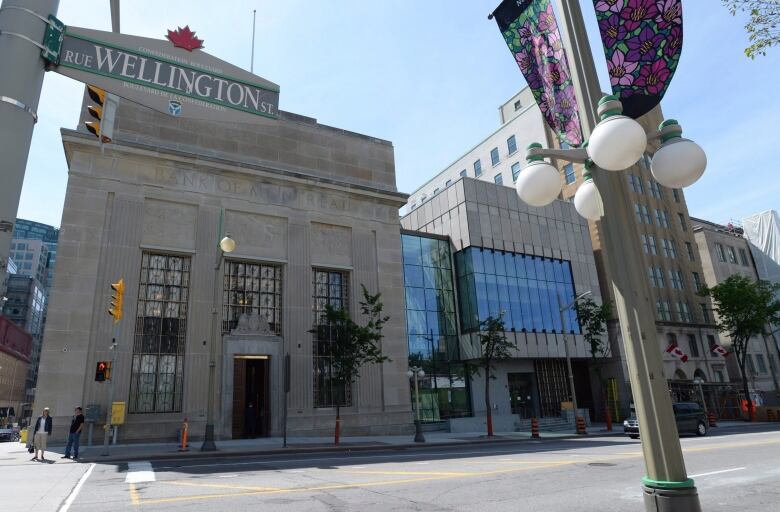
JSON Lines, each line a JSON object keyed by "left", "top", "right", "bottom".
{"left": 558, "top": 294, "right": 578, "bottom": 424}
{"left": 283, "top": 352, "right": 289, "bottom": 448}
{"left": 202, "top": 211, "right": 224, "bottom": 451}
{"left": 250, "top": 9, "right": 256, "bottom": 73}
{"left": 553, "top": 1, "right": 699, "bottom": 509}
{"left": 0, "top": 0, "right": 60, "bottom": 294}
{"left": 101, "top": 336, "right": 116, "bottom": 456}
{"left": 412, "top": 370, "right": 425, "bottom": 443}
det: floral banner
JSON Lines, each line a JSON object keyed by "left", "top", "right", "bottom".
{"left": 594, "top": 0, "right": 683, "bottom": 119}
{"left": 493, "top": 0, "right": 583, "bottom": 146}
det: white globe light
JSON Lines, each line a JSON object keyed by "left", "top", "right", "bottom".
{"left": 220, "top": 234, "right": 236, "bottom": 253}
{"left": 418, "top": 369, "right": 425, "bottom": 378}
{"left": 587, "top": 115, "right": 647, "bottom": 171}
{"left": 406, "top": 370, "right": 413, "bottom": 379}
{"left": 573, "top": 179, "right": 604, "bottom": 221}
{"left": 651, "top": 138, "right": 707, "bottom": 188}
{"left": 515, "top": 160, "right": 562, "bottom": 207}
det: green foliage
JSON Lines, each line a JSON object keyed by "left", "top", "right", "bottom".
{"left": 699, "top": 274, "right": 780, "bottom": 415}
{"left": 722, "top": 0, "right": 780, "bottom": 58}
{"left": 463, "top": 313, "right": 514, "bottom": 378}
{"left": 573, "top": 297, "right": 613, "bottom": 361}
{"left": 309, "top": 284, "right": 391, "bottom": 392}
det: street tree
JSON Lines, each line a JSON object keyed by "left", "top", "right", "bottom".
{"left": 309, "top": 284, "right": 391, "bottom": 444}
{"left": 573, "top": 297, "right": 613, "bottom": 421}
{"left": 462, "top": 313, "right": 514, "bottom": 437}
{"left": 699, "top": 274, "right": 780, "bottom": 420}
{"left": 722, "top": 0, "right": 780, "bottom": 58}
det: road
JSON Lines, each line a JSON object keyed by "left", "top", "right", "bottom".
{"left": 5, "top": 424, "right": 780, "bottom": 511}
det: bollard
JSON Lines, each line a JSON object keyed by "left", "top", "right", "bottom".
{"left": 179, "top": 417, "right": 189, "bottom": 451}
{"left": 768, "top": 409, "right": 775, "bottom": 422}
{"left": 708, "top": 412, "right": 717, "bottom": 427}
{"left": 604, "top": 407, "right": 613, "bottom": 432}
{"left": 531, "top": 417, "right": 540, "bottom": 439}
{"left": 576, "top": 416, "right": 587, "bottom": 435}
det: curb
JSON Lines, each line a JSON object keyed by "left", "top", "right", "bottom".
{"left": 76, "top": 430, "right": 626, "bottom": 464}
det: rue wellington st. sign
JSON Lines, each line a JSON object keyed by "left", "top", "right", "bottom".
{"left": 43, "top": 22, "right": 279, "bottom": 123}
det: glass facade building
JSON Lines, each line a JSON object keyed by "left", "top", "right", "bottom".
{"left": 454, "top": 247, "right": 579, "bottom": 335}
{"left": 402, "top": 233, "right": 470, "bottom": 421}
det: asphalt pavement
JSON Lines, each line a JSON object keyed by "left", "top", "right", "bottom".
{"left": 4, "top": 422, "right": 780, "bottom": 512}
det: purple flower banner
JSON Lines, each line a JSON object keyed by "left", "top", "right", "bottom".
{"left": 594, "top": 0, "right": 683, "bottom": 119}
{"left": 493, "top": 0, "right": 583, "bottom": 147}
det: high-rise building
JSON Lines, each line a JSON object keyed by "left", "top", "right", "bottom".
{"left": 404, "top": 86, "right": 724, "bottom": 418}
{"left": 692, "top": 217, "right": 780, "bottom": 403}
{"left": 11, "top": 219, "right": 59, "bottom": 293}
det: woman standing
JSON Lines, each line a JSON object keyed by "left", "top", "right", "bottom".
{"left": 31, "top": 407, "right": 52, "bottom": 462}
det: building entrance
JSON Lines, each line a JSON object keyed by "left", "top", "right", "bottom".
{"left": 232, "top": 356, "right": 270, "bottom": 438}
{"left": 508, "top": 372, "right": 538, "bottom": 419}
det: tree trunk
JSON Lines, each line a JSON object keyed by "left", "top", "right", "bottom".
{"left": 737, "top": 347, "right": 754, "bottom": 422}
{"left": 485, "top": 363, "right": 493, "bottom": 437}
{"left": 334, "top": 404, "right": 341, "bottom": 445}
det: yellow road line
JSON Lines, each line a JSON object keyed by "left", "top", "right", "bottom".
{"left": 164, "top": 481, "right": 281, "bottom": 492}
{"left": 129, "top": 483, "right": 140, "bottom": 506}
{"left": 344, "top": 470, "right": 474, "bottom": 477}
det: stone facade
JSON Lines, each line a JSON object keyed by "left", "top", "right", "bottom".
{"left": 34, "top": 94, "right": 411, "bottom": 442}
{"left": 692, "top": 217, "right": 780, "bottom": 400}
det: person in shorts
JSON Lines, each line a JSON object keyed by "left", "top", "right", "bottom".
{"left": 32, "top": 408, "right": 52, "bottom": 462}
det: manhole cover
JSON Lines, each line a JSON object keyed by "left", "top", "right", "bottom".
{"left": 588, "top": 462, "right": 617, "bottom": 467}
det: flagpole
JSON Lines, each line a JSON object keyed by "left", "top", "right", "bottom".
{"left": 250, "top": 9, "right": 256, "bottom": 73}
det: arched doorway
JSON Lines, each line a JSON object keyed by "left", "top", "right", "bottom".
{"left": 674, "top": 369, "right": 688, "bottom": 381}
{"left": 693, "top": 369, "right": 707, "bottom": 382}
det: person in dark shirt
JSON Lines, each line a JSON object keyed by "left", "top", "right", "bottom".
{"left": 63, "top": 407, "right": 85, "bottom": 460}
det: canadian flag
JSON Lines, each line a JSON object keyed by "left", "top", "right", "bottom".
{"left": 710, "top": 344, "right": 730, "bottom": 358}
{"left": 666, "top": 344, "right": 689, "bottom": 362}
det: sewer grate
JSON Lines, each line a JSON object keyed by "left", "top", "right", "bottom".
{"left": 588, "top": 462, "right": 617, "bottom": 467}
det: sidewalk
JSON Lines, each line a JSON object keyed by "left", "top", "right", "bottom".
{"left": 60, "top": 423, "right": 624, "bottom": 463}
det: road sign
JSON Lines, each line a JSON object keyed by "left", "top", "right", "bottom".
{"left": 111, "top": 401, "right": 126, "bottom": 425}
{"left": 42, "top": 21, "right": 280, "bottom": 123}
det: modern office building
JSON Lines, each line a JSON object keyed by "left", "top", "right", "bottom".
{"left": 692, "top": 217, "right": 780, "bottom": 403}
{"left": 401, "top": 176, "right": 604, "bottom": 430}
{"left": 12, "top": 219, "right": 60, "bottom": 294}
{"left": 404, "top": 86, "right": 724, "bottom": 419}
{"left": 33, "top": 75, "right": 412, "bottom": 442}
{"left": 7, "top": 239, "right": 50, "bottom": 289}
{"left": 2, "top": 274, "right": 46, "bottom": 412}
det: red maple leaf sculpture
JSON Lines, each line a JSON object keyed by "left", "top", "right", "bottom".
{"left": 166, "top": 25, "right": 204, "bottom": 52}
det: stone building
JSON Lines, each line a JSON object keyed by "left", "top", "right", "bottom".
{"left": 34, "top": 83, "right": 411, "bottom": 442}
{"left": 692, "top": 217, "right": 780, "bottom": 403}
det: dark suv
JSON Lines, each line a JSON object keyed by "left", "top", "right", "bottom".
{"left": 623, "top": 402, "right": 708, "bottom": 439}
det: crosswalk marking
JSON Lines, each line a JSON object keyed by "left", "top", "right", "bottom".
{"left": 125, "top": 461, "right": 156, "bottom": 483}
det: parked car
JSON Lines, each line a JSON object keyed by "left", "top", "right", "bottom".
{"left": 623, "top": 402, "right": 708, "bottom": 439}
{"left": 0, "top": 426, "right": 18, "bottom": 442}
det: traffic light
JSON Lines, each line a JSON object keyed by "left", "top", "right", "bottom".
{"left": 85, "top": 85, "right": 114, "bottom": 143}
{"left": 95, "top": 361, "right": 111, "bottom": 381}
{"left": 108, "top": 278, "right": 125, "bottom": 323}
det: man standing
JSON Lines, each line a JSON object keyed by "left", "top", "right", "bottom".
{"left": 32, "top": 408, "right": 52, "bottom": 462}
{"left": 62, "top": 407, "right": 85, "bottom": 460}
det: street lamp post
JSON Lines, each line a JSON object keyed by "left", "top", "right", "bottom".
{"left": 509, "top": 2, "right": 705, "bottom": 509}
{"left": 407, "top": 366, "right": 426, "bottom": 443}
{"left": 201, "top": 211, "right": 235, "bottom": 452}
{"left": 558, "top": 290, "right": 592, "bottom": 431}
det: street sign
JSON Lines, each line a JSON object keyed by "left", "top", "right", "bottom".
{"left": 85, "top": 404, "right": 100, "bottom": 422}
{"left": 111, "top": 401, "right": 126, "bottom": 425}
{"left": 42, "top": 21, "right": 280, "bottom": 123}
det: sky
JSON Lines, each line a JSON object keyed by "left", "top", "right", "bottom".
{"left": 16, "top": 0, "right": 780, "bottom": 228}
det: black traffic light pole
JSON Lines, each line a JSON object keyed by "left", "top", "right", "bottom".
{"left": 101, "top": 334, "right": 117, "bottom": 456}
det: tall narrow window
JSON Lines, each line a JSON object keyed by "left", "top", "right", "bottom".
{"left": 511, "top": 162, "right": 521, "bottom": 182}
{"left": 494, "top": 173, "right": 504, "bottom": 185}
{"left": 564, "top": 164, "right": 576, "bottom": 184}
{"left": 490, "top": 147, "right": 500, "bottom": 166}
{"left": 726, "top": 246, "right": 737, "bottom": 263}
{"left": 474, "top": 159, "right": 482, "bottom": 177}
{"left": 313, "top": 269, "right": 351, "bottom": 408}
{"left": 673, "top": 189, "right": 681, "bottom": 203}
{"left": 507, "top": 135, "right": 517, "bottom": 155}
{"left": 715, "top": 243, "right": 726, "bottom": 262}
{"left": 460, "top": 169, "right": 467, "bottom": 178}
{"left": 678, "top": 212, "right": 687, "bottom": 231}
{"left": 738, "top": 248, "right": 749, "bottom": 266}
{"left": 685, "top": 242, "right": 695, "bottom": 261}
{"left": 700, "top": 303, "right": 710, "bottom": 323}
{"left": 648, "top": 179, "right": 662, "bottom": 199}
{"left": 688, "top": 334, "right": 700, "bottom": 357}
{"left": 130, "top": 253, "right": 190, "bottom": 413}
{"left": 692, "top": 271, "right": 703, "bottom": 292}
{"left": 223, "top": 261, "right": 282, "bottom": 335}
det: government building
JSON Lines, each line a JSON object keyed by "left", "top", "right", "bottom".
{"left": 34, "top": 76, "right": 413, "bottom": 441}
